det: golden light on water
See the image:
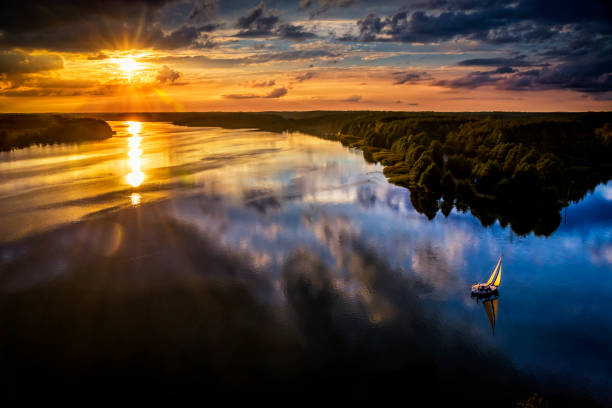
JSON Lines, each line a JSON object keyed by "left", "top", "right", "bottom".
{"left": 130, "top": 192, "right": 141, "bottom": 206}
{"left": 126, "top": 121, "right": 144, "bottom": 187}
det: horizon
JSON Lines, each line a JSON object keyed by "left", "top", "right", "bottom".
{"left": 2, "top": 109, "right": 612, "bottom": 114}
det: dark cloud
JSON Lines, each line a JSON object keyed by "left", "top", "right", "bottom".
{"left": 0, "top": 76, "right": 99, "bottom": 97}
{"left": 393, "top": 71, "right": 430, "bottom": 84}
{"left": 156, "top": 65, "right": 181, "bottom": 84}
{"left": 434, "top": 71, "right": 500, "bottom": 89}
{"left": 276, "top": 24, "right": 317, "bottom": 41}
{"left": 341, "top": 9, "right": 504, "bottom": 43}
{"left": 493, "top": 66, "right": 516, "bottom": 74}
{"left": 154, "top": 25, "right": 200, "bottom": 50}
{"left": 294, "top": 72, "right": 316, "bottom": 82}
{"left": 438, "top": 52, "right": 612, "bottom": 94}
{"left": 0, "top": 0, "right": 215, "bottom": 51}
{"left": 0, "top": 50, "right": 63, "bottom": 75}
{"left": 342, "top": 95, "right": 362, "bottom": 102}
{"left": 235, "top": 2, "right": 316, "bottom": 40}
{"left": 236, "top": 2, "right": 279, "bottom": 37}
{"left": 193, "top": 33, "right": 217, "bottom": 49}
{"left": 265, "top": 87, "right": 288, "bottom": 98}
{"left": 252, "top": 80, "right": 276, "bottom": 87}
{"left": 341, "top": 1, "right": 612, "bottom": 45}
{"left": 223, "top": 86, "right": 288, "bottom": 99}
{"left": 244, "top": 49, "right": 340, "bottom": 64}
{"left": 189, "top": 0, "right": 219, "bottom": 24}
{"left": 223, "top": 93, "right": 260, "bottom": 99}
{"left": 300, "top": 0, "right": 357, "bottom": 18}
{"left": 457, "top": 56, "right": 535, "bottom": 67}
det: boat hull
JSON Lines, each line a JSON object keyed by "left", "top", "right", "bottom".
{"left": 471, "top": 285, "right": 498, "bottom": 298}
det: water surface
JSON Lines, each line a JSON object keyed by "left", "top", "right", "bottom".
{"left": 1, "top": 121, "right": 611, "bottom": 404}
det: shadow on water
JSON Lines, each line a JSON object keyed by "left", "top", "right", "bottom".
{"left": 0, "top": 202, "right": 602, "bottom": 406}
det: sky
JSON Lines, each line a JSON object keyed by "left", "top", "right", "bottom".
{"left": 0, "top": 0, "right": 611, "bottom": 112}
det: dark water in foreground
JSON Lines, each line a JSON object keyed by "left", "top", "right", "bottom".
{"left": 1, "top": 122, "right": 611, "bottom": 404}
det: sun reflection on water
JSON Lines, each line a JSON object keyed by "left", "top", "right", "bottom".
{"left": 126, "top": 121, "right": 144, "bottom": 188}
{"left": 130, "top": 192, "right": 141, "bottom": 206}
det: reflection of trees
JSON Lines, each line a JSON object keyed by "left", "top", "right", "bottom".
{"left": 340, "top": 113, "right": 612, "bottom": 236}
{"left": 95, "top": 111, "right": 611, "bottom": 236}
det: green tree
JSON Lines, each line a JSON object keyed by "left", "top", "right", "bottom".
{"left": 409, "top": 153, "right": 434, "bottom": 184}
{"left": 429, "top": 140, "right": 444, "bottom": 166}
{"left": 418, "top": 162, "right": 441, "bottom": 191}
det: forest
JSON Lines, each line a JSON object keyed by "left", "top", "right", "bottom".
{"left": 132, "top": 110, "right": 611, "bottom": 236}
{"left": 334, "top": 112, "right": 612, "bottom": 235}
{"left": 3, "top": 111, "right": 611, "bottom": 235}
{"left": 0, "top": 115, "right": 114, "bottom": 151}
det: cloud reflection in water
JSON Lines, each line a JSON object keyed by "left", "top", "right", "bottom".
{"left": 0, "top": 123, "right": 610, "bottom": 404}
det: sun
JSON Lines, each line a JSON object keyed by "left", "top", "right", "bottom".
{"left": 114, "top": 56, "right": 142, "bottom": 79}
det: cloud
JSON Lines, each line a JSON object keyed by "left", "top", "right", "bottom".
{"left": 265, "top": 87, "right": 288, "bottom": 98}
{"left": 223, "top": 93, "right": 260, "bottom": 100}
{"left": 0, "top": 0, "right": 216, "bottom": 51}
{"left": 437, "top": 49, "right": 612, "bottom": 94}
{"left": 87, "top": 53, "right": 110, "bottom": 61}
{"left": 236, "top": 2, "right": 279, "bottom": 37}
{"left": 342, "top": 95, "right": 362, "bottom": 102}
{"left": 155, "top": 48, "right": 339, "bottom": 69}
{"left": 244, "top": 49, "right": 339, "bottom": 64}
{"left": 251, "top": 80, "right": 276, "bottom": 87}
{"left": 434, "top": 71, "right": 500, "bottom": 89}
{"left": 276, "top": 24, "right": 317, "bottom": 41}
{"left": 156, "top": 65, "right": 181, "bottom": 84}
{"left": 341, "top": 1, "right": 612, "bottom": 45}
{"left": 456, "top": 56, "right": 535, "bottom": 67}
{"left": 235, "top": 1, "right": 316, "bottom": 40}
{"left": 300, "top": 0, "right": 356, "bottom": 18}
{"left": 189, "top": 0, "right": 219, "bottom": 24}
{"left": 0, "top": 76, "right": 100, "bottom": 97}
{"left": 0, "top": 50, "right": 63, "bottom": 75}
{"left": 393, "top": 71, "right": 430, "bottom": 85}
{"left": 294, "top": 72, "right": 316, "bottom": 82}
{"left": 223, "top": 87, "right": 288, "bottom": 99}
{"left": 154, "top": 25, "right": 201, "bottom": 50}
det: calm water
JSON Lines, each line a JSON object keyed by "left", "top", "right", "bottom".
{"left": 1, "top": 121, "right": 611, "bottom": 404}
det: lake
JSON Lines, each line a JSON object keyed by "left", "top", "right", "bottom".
{"left": 1, "top": 121, "right": 611, "bottom": 404}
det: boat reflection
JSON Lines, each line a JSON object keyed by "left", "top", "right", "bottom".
{"left": 126, "top": 121, "right": 144, "bottom": 187}
{"left": 475, "top": 295, "right": 499, "bottom": 336}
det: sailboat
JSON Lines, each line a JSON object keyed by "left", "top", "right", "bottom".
{"left": 471, "top": 256, "right": 502, "bottom": 297}
{"left": 482, "top": 297, "right": 499, "bottom": 335}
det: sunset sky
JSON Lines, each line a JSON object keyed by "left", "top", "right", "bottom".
{"left": 1, "top": 0, "right": 611, "bottom": 112}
